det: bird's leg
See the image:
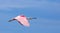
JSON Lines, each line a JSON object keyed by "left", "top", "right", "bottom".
{"left": 27, "top": 17, "right": 37, "bottom": 20}
{"left": 32, "top": 17, "right": 37, "bottom": 19}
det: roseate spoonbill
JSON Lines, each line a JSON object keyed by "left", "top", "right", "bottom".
{"left": 8, "top": 15, "right": 37, "bottom": 27}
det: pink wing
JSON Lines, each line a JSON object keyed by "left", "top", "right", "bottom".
{"left": 14, "top": 15, "right": 30, "bottom": 27}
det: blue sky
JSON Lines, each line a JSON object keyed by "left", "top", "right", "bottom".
{"left": 0, "top": 0, "right": 60, "bottom": 33}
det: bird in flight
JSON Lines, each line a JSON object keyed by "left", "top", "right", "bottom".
{"left": 8, "top": 14, "right": 37, "bottom": 27}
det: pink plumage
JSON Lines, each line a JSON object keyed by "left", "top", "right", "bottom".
{"left": 14, "top": 15, "right": 30, "bottom": 27}
{"left": 8, "top": 15, "right": 37, "bottom": 27}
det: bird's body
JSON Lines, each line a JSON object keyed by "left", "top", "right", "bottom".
{"left": 14, "top": 15, "right": 30, "bottom": 27}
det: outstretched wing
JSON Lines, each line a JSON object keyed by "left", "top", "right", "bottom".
{"left": 14, "top": 15, "right": 30, "bottom": 27}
